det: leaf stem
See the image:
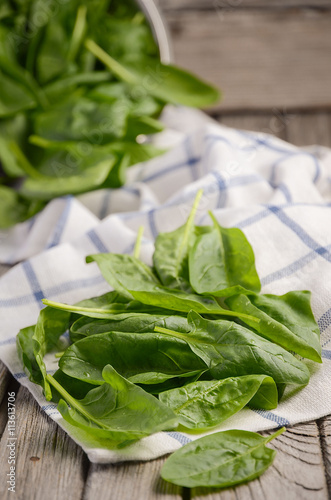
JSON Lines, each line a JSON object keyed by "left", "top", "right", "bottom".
{"left": 175, "top": 189, "right": 203, "bottom": 280}
{"left": 155, "top": 326, "right": 190, "bottom": 341}
{"left": 85, "top": 39, "right": 136, "bottom": 84}
{"left": 46, "top": 374, "right": 108, "bottom": 429}
{"left": 133, "top": 226, "right": 144, "bottom": 260}
{"left": 214, "top": 309, "right": 260, "bottom": 323}
{"left": 9, "top": 141, "right": 44, "bottom": 179}
{"left": 68, "top": 5, "right": 87, "bottom": 62}
{"left": 208, "top": 210, "right": 219, "bottom": 228}
{"left": 42, "top": 298, "right": 124, "bottom": 315}
{"left": 265, "top": 426, "right": 286, "bottom": 444}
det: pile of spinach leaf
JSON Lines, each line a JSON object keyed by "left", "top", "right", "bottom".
{"left": 16, "top": 190, "right": 321, "bottom": 489}
{"left": 0, "top": 0, "right": 219, "bottom": 228}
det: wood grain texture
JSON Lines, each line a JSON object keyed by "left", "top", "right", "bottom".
{"left": 84, "top": 456, "right": 182, "bottom": 500}
{"left": 318, "top": 416, "right": 331, "bottom": 499}
{"left": 191, "top": 423, "right": 328, "bottom": 500}
{"left": 0, "top": 362, "right": 17, "bottom": 439}
{"left": 160, "top": 0, "right": 331, "bottom": 11}
{"left": 0, "top": 361, "right": 11, "bottom": 407}
{"left": 162, "top": 9, "right": 331, "bottom": 111}
{"left": 0, "top": 386, "right": 86, "bottom": 500}
{"left": 286, "top": 112, "right": 331, "bottom": 147}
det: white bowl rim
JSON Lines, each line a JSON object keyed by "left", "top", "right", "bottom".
{"left": 135, "top": 0, "right": 173, "bottom": 64}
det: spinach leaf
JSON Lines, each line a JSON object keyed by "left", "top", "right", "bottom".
{"left": 159, "top": 374, "right": 278, "bottom": 430}
{"left": 153, "top": 190, "right": 202, "bottom": 291}
{"left": 70, "top": 312, "right": 190, "bottom": 342}
{"left": 43, "top": 297, "right": 176, "bottom": 319}
{"left": 0, "top": 70, "right": 36, "bottom": 117}
{"left": 44, "top": 72, "right": 112, "bottom": 103}
{"left": 130, "top": 288, "right": 258, "bottom": 320}
{"left": 226, "top": 291, "right": 322, "bottom": 363}
{"left": 85, "top": 39, "right": 220, "bottom": 108}
{"left": 0, "top": 54, "right": 48, "bottom": 109}
{"left": 137, "top": 372, "right": 204, "bottom": 395}
{"left": 74, "top": 290, "right": 129, "bottom": 309}
{"left": 51, "top": 369, "right": 96, "bottom": 402}
{"left": 86, "top": 252, "right": 159, "bottom": 300}
{"left": 161, "top": 427, "right": 285, "bottom": 488}
{"left": 189, "top": 212, "right": 261, "bottom": 296}
{"left": 34, "top": 96, "right": 128, "bottom": 144}
{"left": 48, "top": 365, "right": 178, "bottom": 443}
{"left": 20, "top": 154, "right": 115, "bottom": 200}
{"left": 104, "top": 141, "right": 165, "bottom": 170}
{"left": 42, "top": 290, "right": 130, "bottom": 320}
{"left": 16, "top": 306, "right": 71, "bottom": 400}
{"left": 86, "top": 252, "right": 259, "bottom": 321}
{"left": 35, "top": 21, "right": 70, "bottom": 85}
{"left": 0, "top": 186, "right": 44, "bottom": 229}
{"left": 16, "top": 325, "right": 44, "bottom": 388}
{"left": 59, "top": 329, "right": 207, "bottom": 385}
{"left": 125, "top": 115, "right": 164, "bottom": 140}
{"left": 155, "top": 311, "right": 310, "bottom": 386}
{"left": 95, "top": 16, "right": 157, "bottom": 61}
{"left": 0, "top": 114, "right": 28, "bottom": 176}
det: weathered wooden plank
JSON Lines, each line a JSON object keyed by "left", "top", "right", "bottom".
{"left": 84, "top": 456, "right": 182, "bottom": 500}
{"left": 0, "top": 386, "right": 86, "bottom": 500}
{"left": 318, "top": 416, "right": 331, "bottom": 498}
{"left": 160, "top": 0, "right": 331, "bottom": 11}
{"left": 286, "top": 112, "right": 331, "bottom": 147}
{"left": 0, "top": 265, "right": 17, "bottom": 436}
{"left": 0, "top": 361, "right": 11, "bottom": 406}
{"left": 219, "top": 113, "right": 287, "bottom": 140}
{"left": 191, "top": 423, "right": 328, "bottom": 500}
{"left": 163, "top": 9, "right": 331, "bottom": 111}
{"left": 0, "top": 362, "right": 17, "bottom": 440}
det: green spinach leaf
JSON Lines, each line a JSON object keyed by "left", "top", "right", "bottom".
{"left": 20, "top": 155, "right": 115, "bottom": 200}
{"left": 16, "top": 306, "right": 71, "bottom": 400}
{"left": 153, "top": 190, "right": 202, "bottom": 291}
{"left": 0, "top": 186, "right": 44, "bottom": 229}
{"left": 226, "top": 291, "right": 322, "bottom": 362}
{"left": 59, "top": 328, "right": 207, "bottom": 385}
{"left": 48, "top": 365, "right": 178, "bottom": 443}
{"left": 161, "top": 427, "right": 285, "bottom": 487}
{"left": 155, "top": 311, "right": 310, "bottom": 386}
{"left": 189, "top": 212, "right": 261, "bottom": 296}
{"left": 70, "top": 312, "right": 190, "bottom": 342}
{"left": 86, "top": 252, "right": 259, "bottom": 321}
{"left": 85, "top": 39, "right": 220, "bottom": 108}
{"left": 159, "top": 374, "right": 278, "bottom": 430}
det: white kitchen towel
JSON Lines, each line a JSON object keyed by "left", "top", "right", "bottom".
{"left": 0, "top": 106, "right": 331, "bottom": 463}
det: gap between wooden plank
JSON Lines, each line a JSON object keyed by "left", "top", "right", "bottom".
{"left": 159, "top": 0, "right": 331, "bottom": 11}
{"left": 0, "top": 370, "right": 19, "bottom": 440}
{"left": 0, "top": 361, "right": 13, "bottom": 407}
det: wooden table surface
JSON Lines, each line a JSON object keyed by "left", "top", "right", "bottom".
{"left": 1, "top": 1, "right": 331, "bottom": 498}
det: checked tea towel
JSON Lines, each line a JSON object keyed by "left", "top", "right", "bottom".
{"left": 0, "top": 106, "right": 331, "bottom": 463}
